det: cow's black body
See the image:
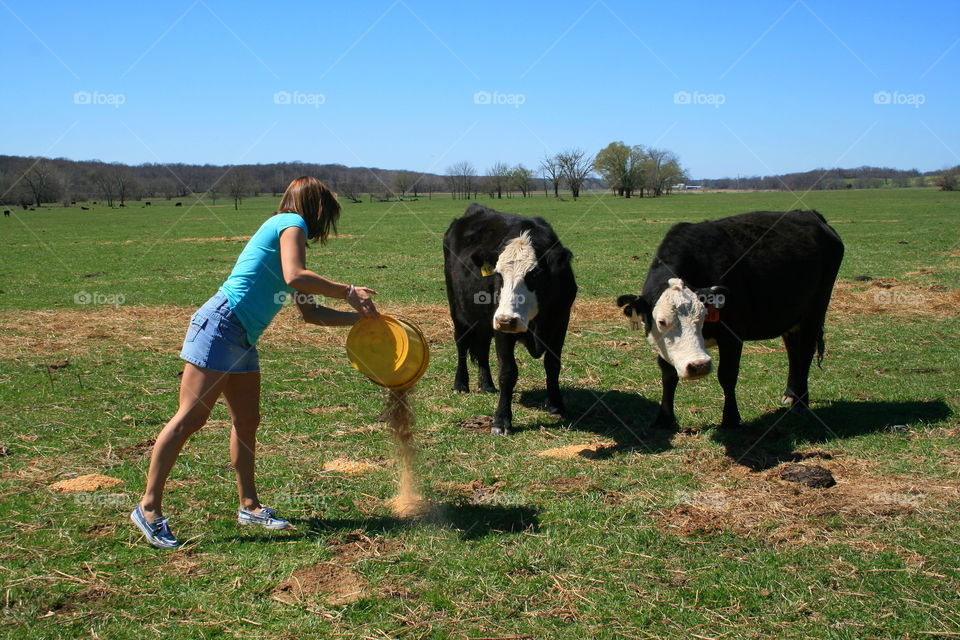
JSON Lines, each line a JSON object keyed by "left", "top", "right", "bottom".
{"left": 443, "top": 204, "right": 577, "bottom": 434}
{"left": 619, "top": 210, "right": 844, "bottom": 428}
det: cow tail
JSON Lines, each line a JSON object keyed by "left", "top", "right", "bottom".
{"left": 816, "top": 325, "right": 825, "bottom": 368}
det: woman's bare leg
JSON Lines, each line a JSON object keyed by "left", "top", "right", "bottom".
{"left": 222, "top": 370, "right": 262, "bottom": 512}
{"left": 139, "top": 363, "right": 230, "bottom": 521}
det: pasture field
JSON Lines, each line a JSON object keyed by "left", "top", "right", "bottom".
{"left": 0, "top": 189, "right": 958, "bottom": 639}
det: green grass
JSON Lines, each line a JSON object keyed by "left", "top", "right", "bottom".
{"left": 0, "top": 190, "right": 958, "bottom": 639}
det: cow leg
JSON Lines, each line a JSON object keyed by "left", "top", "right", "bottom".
{"left": 492, "top": 334, "right": 518, "bottom": 435}
{"left": 452, "top": 323, "right": 470, "bottom": 392}
{"left": 543, "top": 345, "right": 565, "bottom": 416}
{"left": 717, "top": 339, "right": 743, "bottom": 429}
{"left": 654, "top": 356, "right": 678, "bottom": 427}
{"left": 781, "top": 326, "right": 817, "bottom": 413}
{"left": 473, "top": 332, "right": 497, "bottom": 393}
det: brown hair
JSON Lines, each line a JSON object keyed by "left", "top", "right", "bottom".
{"left": 276, "top": 176, "right": 340, "bottom": 244}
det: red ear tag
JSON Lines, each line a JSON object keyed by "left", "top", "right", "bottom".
{"left": 705, "top": 304, "right": 720, "bottom": 323}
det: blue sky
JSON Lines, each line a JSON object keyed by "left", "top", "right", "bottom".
{"left": 1, "top": 1, "right": 957, "bottom": 178}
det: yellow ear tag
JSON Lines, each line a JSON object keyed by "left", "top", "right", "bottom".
{"left": 480, "top": 263, "right": 495, "bottom": 277}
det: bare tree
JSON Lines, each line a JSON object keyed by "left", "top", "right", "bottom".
{"left": 110, "top": 165, "right": 136, "bottom": 206}
{"left": 225, "top": 168, "right": 251, "bottom": 210}
{"left": 556, "top": 148, "right": 593, "bottom": 199}
{"left": 20, "top": 161, "right": 59, "bottom": 207}
{"left": 934, "top": 165, "right": 959, "bottom": 191}
{"left": 539, "top": 154, "right": 562, "bottom": 198}
{"left": 446, "top": 161, "right": 476, "bottom": 200}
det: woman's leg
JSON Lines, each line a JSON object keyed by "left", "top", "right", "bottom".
{"left": 222, "top": 370, "right": 262, "bottom": 512}
{"left": 139, "top": 363, "right": 230, "bottom": 521}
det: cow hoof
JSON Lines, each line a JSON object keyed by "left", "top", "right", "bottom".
{"left": 545, "top": 405, "right": 566, "bottom": 417}
{"left": 480, "top": 385, "right": 497, "bottom": 394}
{"left": 453, "top": 384, "right": 469, "bottom": 393}
{"left": 490, "top": 425, "right": 511, "bottom": 436}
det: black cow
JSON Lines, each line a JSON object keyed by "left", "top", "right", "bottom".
{"left": 175, "top": 202, "right": 183, "bottom": 207}
{"left": 444, "top": 204, "right": 577, "bottom": 435}
{"left": 3, "top": 210, "right": 9, "bottom": 217}
{"left": 617, "top": 210, "right": 843, "bottom": 429}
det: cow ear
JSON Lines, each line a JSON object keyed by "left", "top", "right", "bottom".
{"left": 617, "top": 294, "right": 649, "bottom": 315}
{"left": 553, "top": 247, "right": 573, "bottom": 269}
{"left": 471, "top": 250, "right": 497, "bottom": 276}
{"left": 697, "top": 286, "right": 729, "bottom": 309}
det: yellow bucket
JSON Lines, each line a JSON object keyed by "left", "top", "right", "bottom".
{"left": 346, "top": 314, "right": 430, "bottom": 389}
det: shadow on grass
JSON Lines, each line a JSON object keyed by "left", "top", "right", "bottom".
{"left": 223, "top": 503, "right": 539, "bottom": 544}
{"left": 519, "top": 387, "right": 671, "bottom": 454}
{"left": 712, "top": 399, "right": 953, "bottom": 471}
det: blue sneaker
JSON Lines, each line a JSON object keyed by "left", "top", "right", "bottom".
{"left": 237, "top": 506, "right": 291, "bottom": 530}
{"left": 130, "top": 505, "right": 181, "bottom": 549}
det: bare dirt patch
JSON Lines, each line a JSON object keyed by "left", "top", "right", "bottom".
{"left": 328, "top": 531, "right": 404, "bottom": 562}
{"left": 538, "top": 442, "right": 618, "bottom": 460}
{"left": 50, "top": 474, "right": 122, "bottom": 492}
{"left": 457, "top": 415, "right": 494, "bottom": 432}
{"left": 271, "top": 563, "right": 367, "bottom": 607}
{"left": 658, "top": 457, "right": 960, "bottom": 547}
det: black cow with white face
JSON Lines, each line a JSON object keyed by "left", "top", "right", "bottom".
{"left": 443, "top": 204, "right": 577, "bottom": 435}
{"left": 617, "top": 210, "right": 844, "bottom": 429}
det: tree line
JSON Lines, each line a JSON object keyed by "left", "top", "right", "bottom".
{"left": 698, "top": 165, "right": 960, "bottom": 191}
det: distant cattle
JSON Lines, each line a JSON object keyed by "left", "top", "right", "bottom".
{"left": 444, "top": 204, "right": 577, "bottom": 435}
{"left": 3, "top": 210, "right": 10, "bottom": 217}
{"left": 175, "top": 202, "right": 183, "bottom": 207}
{"left": 144, "top": 202, "right": 151, "bottom": 206}
{"left": 119, "top": 203, "right": 126, "bottom": 208}
{"left": 80, "top": 206, "right": 90, "bottom": 211}
{"left": 617, "top": 210, "right": 844, "bottom": 429}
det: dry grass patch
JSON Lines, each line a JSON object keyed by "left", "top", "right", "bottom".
{"left": 830, "top": 278, "right": 959, "bottom": 318}
{"left": 538, "top": 442, "right": 618, "bottom": 460}
{"left": 658, "top": 455, "right": 960, "bottom": 548}
{"left": 50, "top": 474, "right": 122, "bottom": 492}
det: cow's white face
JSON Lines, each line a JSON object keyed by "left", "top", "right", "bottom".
{"left": 492, "top": 231, "right": 539, "bottom": 333}
{"left": 647, "top": 278, "right": 713, "bottom": 379}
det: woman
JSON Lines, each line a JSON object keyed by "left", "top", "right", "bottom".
{"left": 131, "top": 176, "right": 378, "bottom": 548}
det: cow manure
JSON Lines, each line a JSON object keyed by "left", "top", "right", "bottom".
{"left": 779, "top": 464, "right": 836, "bottom": 488}
{"left": 853, "top": 275, "right": 873, "bottom": 282}
{"left": 0, "top": 444, "right": 9, "bottom": 456}
{"left": 897, "top": 240, "right": 909, "bottom": 244}
{"left": 458, "top": 415, "right": 494, "bottom": 432}
{"left": 45, "top": 360, "right": 70, "bottom": 371}
{"left": 117, "top": 439, "right": 155, "bottom": 458}
{"left": 83, "top": 272, "right": 105, "bottom": 278}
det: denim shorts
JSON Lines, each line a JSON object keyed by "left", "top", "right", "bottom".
{"left": 179, "top": 292, "right": 260, "bottom": 373}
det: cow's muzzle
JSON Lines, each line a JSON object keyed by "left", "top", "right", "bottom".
{"left": 494, "top": 314, "right": 523, "bottom": 333}
{"left": 683, "top": 359, "right": 712, "bottom": 379}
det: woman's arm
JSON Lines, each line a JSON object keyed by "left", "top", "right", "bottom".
{"left": 296, "top": 298, "right": 360, "bottom": 326}
{"left": 279, "top": 226, "right": 379, "bottom": 318}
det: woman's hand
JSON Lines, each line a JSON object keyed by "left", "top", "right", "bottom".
{"left": 346, "top": 285, "right": 379, "bottom": 318}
